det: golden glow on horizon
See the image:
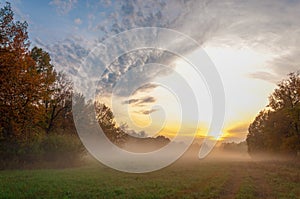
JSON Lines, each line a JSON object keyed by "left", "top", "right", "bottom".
{"left": 98, "top": 44, "right": 278, "bottom": 142}
{"left": 200, "top": 45, "right": 275, "bottom": 141}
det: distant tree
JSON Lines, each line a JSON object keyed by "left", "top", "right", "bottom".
{"left": 221, "top": 141, "right": 247, "bottom": 153}
{"left": 94, "top": 102, "right": 127, "bottom": 145}
{"left": 154, "top": 135, "right": 170, "bottom": 144}
{"left": 247, "top": 72, "right": 300, "bottom": 156}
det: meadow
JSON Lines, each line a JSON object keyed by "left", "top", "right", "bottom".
{"left": 1, "top": 159, "right": 299, "bottom": 199}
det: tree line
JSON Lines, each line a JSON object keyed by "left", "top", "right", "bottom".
{"left": 0, "top": 2, "right": 129, "bottom": 168}
{"left": 247, "top": 72, "right": 300, "bottom": 157}
{"left": 0, "top": 2, "right": 170, "bottom": 168}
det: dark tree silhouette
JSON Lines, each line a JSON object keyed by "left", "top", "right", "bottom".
{"left": 247, "top": 72, "right": 300, "bottom": 156}
{"left": 94, "top": 102, "right": 127, "bottom": 145}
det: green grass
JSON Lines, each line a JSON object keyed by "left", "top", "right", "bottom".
{"left": 0, "top": 160, "right": 299, "bottom": 199}
{"left": 235, "top": 176, "right": 257, "bottom": 199}
{"left": 267, "top": 163, "right": 300, "bottom": 199}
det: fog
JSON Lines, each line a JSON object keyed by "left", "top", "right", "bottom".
{"left": 42, "top": 137, "right": 296, "bottom": 172}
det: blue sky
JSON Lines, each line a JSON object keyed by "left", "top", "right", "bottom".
{"left": 5, "top": 0, "right": 98, "bottom": 43}
{"left": 3, "top": 0, "right": 300, "bottom": 142}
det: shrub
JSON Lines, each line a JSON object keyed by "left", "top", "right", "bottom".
{"left": 0, "top": 133, "right": 85, "bottom": 169}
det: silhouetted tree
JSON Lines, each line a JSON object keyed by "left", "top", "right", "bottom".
{"left": 247, "top": 72, "right": 300, "bottom": 156}
{"left": 94, "top": 102, "right": 127, "bottom": 145}
{"left": 45, "top": 72, "right": 73, "bottom": 134}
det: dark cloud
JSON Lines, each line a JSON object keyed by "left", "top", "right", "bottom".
{"left": 140, "top": 109, "right": 158, "bottom": 115}
{"left": 132, "top": 83, "right": 159, "bottom": 95}
{"left": 137, "top": 97, "right": 156, "bottom": 105}
{"left": 123, "top": 96, "right": 156, "bottom": 107}
{"left": 122, "top": 99, "right": 140, "bottom": 105}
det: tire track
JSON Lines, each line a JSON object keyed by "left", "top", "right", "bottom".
{"left": 220, "top": 162, "right": 247, "bottom": 199}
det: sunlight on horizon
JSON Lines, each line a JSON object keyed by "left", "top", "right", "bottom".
{"left": 97, "top": 44, "right": 278, "bottom": 143}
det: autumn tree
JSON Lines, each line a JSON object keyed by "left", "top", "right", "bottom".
{"left": 30, "top": 47, "right": 75, "bottom": 135}
{"left": 0, "top": 2, "right": 128, "bottom": 167}
{"left": 0, "top": 2, "right": 45, "bottom": 141}
{"left": 43, "top": 71, "right": 73, "bottom": 134}
{"left": 0, "top": 3, "right": 84, "bottom": 168}
{"left": 247, "top": 72, "right": 300, "bottom": 156}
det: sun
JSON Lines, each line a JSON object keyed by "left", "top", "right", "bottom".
{"left": 99, "top": 44, "right": 276, "bottom": 143}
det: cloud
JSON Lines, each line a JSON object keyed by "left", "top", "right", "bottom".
{"left": 74, "top": 18, "right": 82, "bottom": 25}
{"left": 38, "top": 35, "right": 175, "bottom": 101}
{"left": 88, "top": 0, "right": 218, "bottom": 44}
{"left": 137, "top": 97, "right": 156, "bottom": 105}
{"left": 247, "top": 71, "right": 280, "bottom": 84}
{"left": 267, "top": 50, "right": 300, "bottom": 78}
{"left": 39, "top": 0, "right": 300, "bottom": 97}
{"left": 83, "top": 0, "right": 300, "bottom": 83}
{"left": 127, "top": 130, "right": 148, "bottom": 138}
{"left": 201, "top": 0, "right": 300, "bottom": 81}
{"left": 95, "top": 49, "right": 175, "bottom": 98}
{"left": 123, "top": 96, "right": 156, "bottom": 106}
{"left": 49, "top": 0, "right": 77, "bottom": 15}
{"left": 122, "top": 99, "right": 140, "bottom": 105}
{"left": 34, "top": 37, "right": 45, "bottom": 47}
{"left": 33, "top": 36, "right": 95, "bottom": 95}
{"left": 226, "top": 123, "right": 249, "bottom": 135}
{"left": 132, "top": 83, "right": 159, "bottom": 95}
{"left": 119, "top": 123, "right": 148, "bottom": 138}
{"left": 140, "top": 109, "right": 158, "bottom": 115}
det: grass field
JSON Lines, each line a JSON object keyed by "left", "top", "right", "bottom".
{"left": 0, "top": 159, "right": 300, "bottom": 199}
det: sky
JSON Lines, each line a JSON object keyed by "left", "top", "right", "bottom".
{"left": 3, "top": 0, "right": 300, "bottom": 143}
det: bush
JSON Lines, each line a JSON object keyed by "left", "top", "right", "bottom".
{"left": 0, "top": 133, "right": 85, "bottom": 169}
{"left": 41, "top": 134, "right": 85, "bottom": 164}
